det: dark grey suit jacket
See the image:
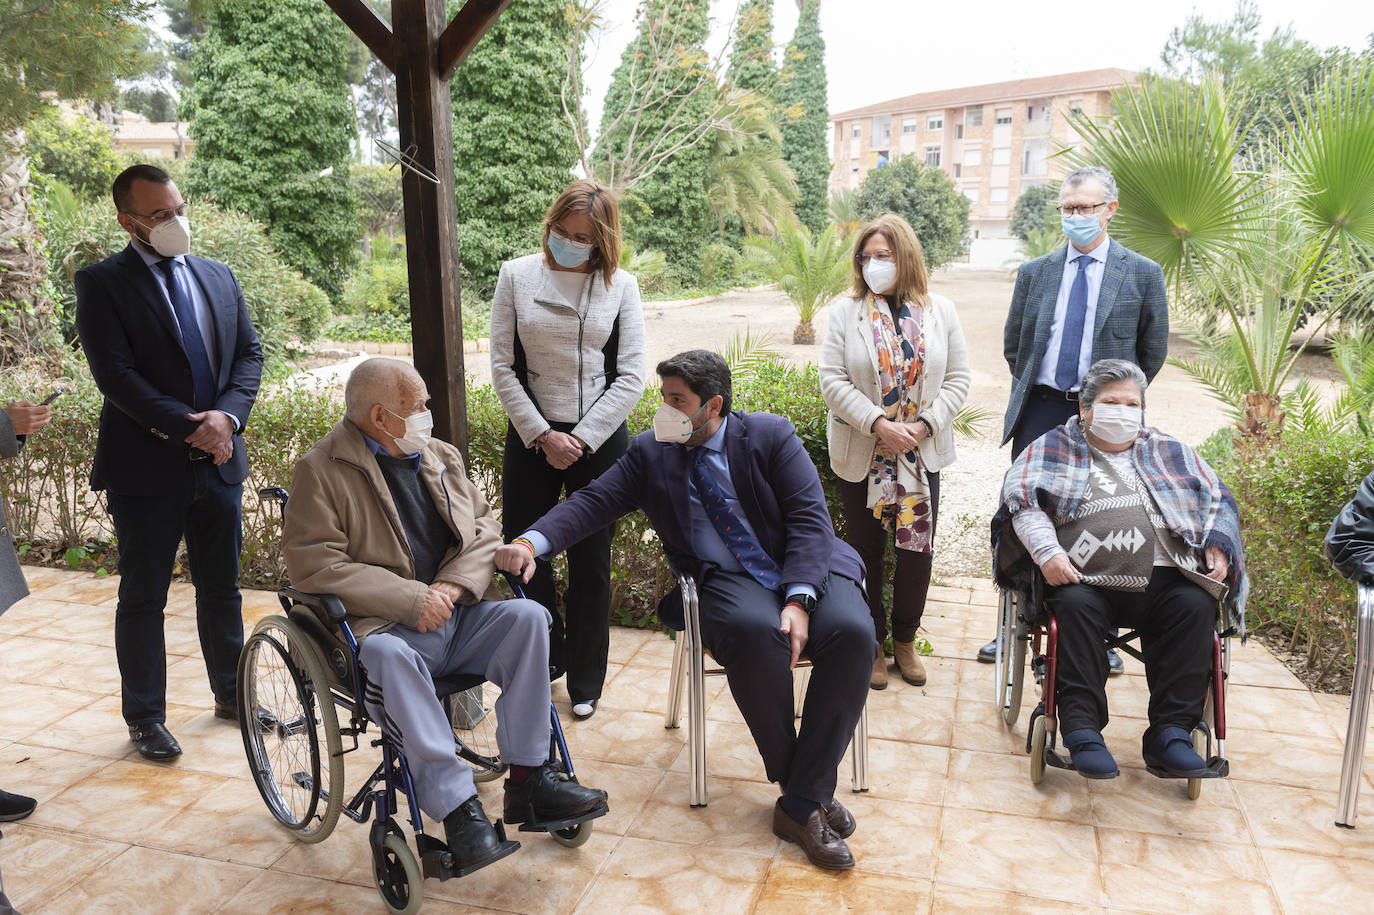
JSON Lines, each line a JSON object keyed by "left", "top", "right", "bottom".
{"left": 1001, "top": 238, "right": 1168, "bottom": 444}
{"left": 0, "top": 410, "right": 27, "bottom": 615}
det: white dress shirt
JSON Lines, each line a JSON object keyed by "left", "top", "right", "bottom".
{"left": 1034, "top": 236, "right": 1111, "bottom": 391}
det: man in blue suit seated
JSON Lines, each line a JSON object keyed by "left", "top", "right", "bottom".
{"left": 496, "top": 350, "right": 872, "bottom": 870}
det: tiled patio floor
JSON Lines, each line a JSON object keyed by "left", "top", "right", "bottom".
{"left": 2, "top": 567, "right": 1372, "bottom": 913}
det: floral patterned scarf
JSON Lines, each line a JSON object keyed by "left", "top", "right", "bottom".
{"left": 866, "top": 294, "right": 932, "bottom": 553}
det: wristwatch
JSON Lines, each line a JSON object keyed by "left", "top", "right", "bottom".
{"left": 784, "top": 592, "right": 817, "bottom": 615}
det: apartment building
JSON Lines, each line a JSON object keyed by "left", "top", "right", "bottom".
{"left": 830, "top": 68, "right": 1137, "bottom": 241}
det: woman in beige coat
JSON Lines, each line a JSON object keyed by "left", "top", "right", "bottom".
{"left": 819, "top": 214, "right": 970, "bottom": 689}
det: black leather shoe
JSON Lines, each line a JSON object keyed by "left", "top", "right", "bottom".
{"left": 128, "top": 723, "right": 182, "bottom": 761}
{"left": 1107, "top": 649, "right": 1125, "bottom": 676}
{"left": 503, "top": 762, "right": 608, "bottom": 825}
{"left": 442, "top": 796, "right": 511, "bottom": 871}
{"left": 0, "top": 790, "right": 36, "bottom": 822}
{"left": 213, "top": 699, "right": 238, "bottom": 722}
{"left": 772, "top": 800, "right": 854, "bottom": 870}
{"left": 977, "top": 639, "right": 997, "bottom": 663}
{"left": 820, "top": 799, "right": 856, "bottom": 839}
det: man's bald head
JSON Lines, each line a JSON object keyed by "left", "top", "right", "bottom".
{"left": 345, "top": 358, "right": 422, "bottom": 425}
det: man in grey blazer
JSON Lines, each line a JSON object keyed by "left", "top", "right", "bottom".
{"left": 977, "top": 165, "right": 1169, "bottom": 665}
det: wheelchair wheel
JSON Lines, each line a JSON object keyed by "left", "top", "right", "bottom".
{"left": 374, "top": 832, "right": 423, "bottom": 915}
{"left": 549, "top": 819, "right": 594, "bottom": 849}
{"left": 239, "top": 615, "right": 345, "bottom": 843}
{"left": 1187, "top": 726, "right": 1208, "bottom": 800}
{"left": 997, "top": 590, "right": 1027, "bottom": 727}
{"left": 1029, "top": 711, "right": 1047, "bottom": 785}
{"left": 445, "top": 684, "right": 506, "bottom": 783}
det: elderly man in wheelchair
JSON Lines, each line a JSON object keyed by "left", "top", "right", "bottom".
{"left": 280, "top": 357, "right": 607, "bottom": 876}
{"left": 991, "top": 358, "right": 1246, "bottom": 781}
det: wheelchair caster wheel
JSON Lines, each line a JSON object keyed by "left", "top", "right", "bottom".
{"left": 374, "top": 832, "right": 423, "bottom": 914}
{"left": 550, "top": 819, "right": 594, "bottom": 848}
{"left": 1029, "top": 712, "right": 1047, "bottom": 785}
{"left": 1187, "top": 727, "right": 1207, "bottom": 800}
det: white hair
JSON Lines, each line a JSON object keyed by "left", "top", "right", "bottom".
{"left": 1063, "top": 166, "right": 1118, "bottom": 203}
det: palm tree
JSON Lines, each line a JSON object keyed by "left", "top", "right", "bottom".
{"left": 706, "top": 89, "right": 798, "bottom": 236}
{"left": 742, "top": 220, "right": 852, "bottom": 344}
{"left": 1071, "top": 64, "right": 1374, "bottom": 440}
{"left": 828, "top": 188, "right": 860, "bottom": 236}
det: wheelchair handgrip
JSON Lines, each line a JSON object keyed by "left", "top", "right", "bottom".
{"left": 498, "top": 570, "right": 528, "bottom": 601}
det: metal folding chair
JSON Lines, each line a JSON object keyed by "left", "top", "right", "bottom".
{"left": 662, "top": 574, "right": 870, "bottom": 807}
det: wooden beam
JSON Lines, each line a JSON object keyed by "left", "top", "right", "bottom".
{"left": 393, "top": 0, "right": 468, "bottom": 454}
{"left": 321, "top": 0, "right": 396, "bottom": 72}
{"left": 436, "top": 0, "right": 514, "bottom": 80}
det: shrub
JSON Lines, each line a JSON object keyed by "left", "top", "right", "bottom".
{"left": 25, "top": 108, "right": 124, "bottom": 200}
{"left": 39, "top": 197, "right": 331, "bottom": 357}
{"left": 1214, "top": 429, "right": 1374, "bottom": 689}
{"left": 855, "top": 155, "right": 971, "bottom": 271}
{"left": 699, "top": 242, "right": 742, "bottom": 288}
{"left": 1010, "top": 182, "right": 1061, "bottom": 242}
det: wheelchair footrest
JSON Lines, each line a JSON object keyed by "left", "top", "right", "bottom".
{"left": 1145, "top": 756, "right": 1229, "bottom": 781}
{"left": 1043, "top": 748, "right": 1075, "bottom": 771}
{"left": 515, "top": 801, "right": 610, "bottom": 834}
{"left": 416, "top": 825, "right": 520, "bottom": 881}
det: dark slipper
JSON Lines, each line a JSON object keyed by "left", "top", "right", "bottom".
{"left": 1143, "top": 726, "right": 1208, "bottom": 777}
{"left": 1063, "top": 728, "right": 1119, "bottom": 779}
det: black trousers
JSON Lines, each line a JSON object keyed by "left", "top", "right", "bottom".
{"left": 837, "top": 472, "right": 939, "bottom": 644}
{"left": 106, "top": 461, "right": 244, "bottom": 726}
{"left": 697, "top": 571, "right": 873, "bottom": 805}
{"left": 501, "top": 421, "right": 628, "bottom": 703}
{"left": 1012, "top": 385, "right": 1081, "bottom": 458}
{"left": 1047, "top": 567, "right": 1215, "bottom": 750}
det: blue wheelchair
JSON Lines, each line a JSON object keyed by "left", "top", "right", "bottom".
{"left": 239, "top": 488, "right": 605, "bottom": 913}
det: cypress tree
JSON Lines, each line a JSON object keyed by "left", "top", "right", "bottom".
{"left": 778, "top": 0, "right": 829, "bottom": 232}
{"left": 599, "top": 0, "right": 714, "bottom": 277}
{"left": 184, "top": 0, "right": 360, "bottom": 302}
{"left": 450, "top": 0, "right": 579, "bottom": 295}
{"left": 728, "top": 0, "right": 778, "bottom": 96}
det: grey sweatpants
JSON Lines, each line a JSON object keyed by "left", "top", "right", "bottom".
{"left": 359, "top": 597, "right": 553, "bottom": 821}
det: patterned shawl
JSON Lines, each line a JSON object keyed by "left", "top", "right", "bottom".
{"left": 990, "top": 417, "right": 1248, "bottom": 632}
{"left": 866, "top": 295, "right": 933, "bottom": 552}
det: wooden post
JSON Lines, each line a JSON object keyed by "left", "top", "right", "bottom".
{"left": 391, "top": 0, "right": 468, "bottom": 454}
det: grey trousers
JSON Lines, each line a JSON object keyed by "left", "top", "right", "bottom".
{"left": 359, "top": 597, "right": 553, "bottom": 821}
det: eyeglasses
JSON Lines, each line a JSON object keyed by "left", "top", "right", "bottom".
{"left": 854, "top": 251, "right": 894, "bottom": 265}
{"left": 123, "top": 203, "right": 190, "bottom": 223}
{"left": 1056, "top": 202, "right": 1108, "bottom": 217}
{"left": 551, "top": 223, "right": 594, "bottom": 246}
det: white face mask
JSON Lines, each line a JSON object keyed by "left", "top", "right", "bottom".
{"left": 863, "top": 258, "right": 897, "bottom": 295}
{"left": 652, "top": 401, "right": 708, "bottom": 444}
{"left": 1087, "top": 402, "right": 1141, "bottom": 445}
{"left": 384, "top": 407, "right": 434, "bottom": 454}
{"left": 135, "top": 214, "right": 192, "bottom": 258}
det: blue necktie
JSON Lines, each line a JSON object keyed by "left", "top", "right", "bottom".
{"left": 156, "top": 258, "right": 215, "bottom": 410}
{"left": 1053, "top": 255, "right": 1092, "bottom": 392}
{"left": 690, "top": 448, "right": 782, "bottom": 590}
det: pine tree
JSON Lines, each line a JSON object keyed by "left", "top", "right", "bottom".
{"left": 184, "top": 0, "right": 360, "bottom": 302}
{"left": 450, "top": 0, "right": 579, "bottom": 295}
{"left": 598, "top": 0, "right": 715, "bottom": 277}
{"left": 728, "top": 0, "right": 778, "bottom": 96}
{"left": 778, "top": 0, "right": 829, "bottom": 232}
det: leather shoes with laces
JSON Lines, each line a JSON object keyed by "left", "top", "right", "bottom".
{"left": 442, "top": 796, "right": 512, "bottom": 871}
{"left": 772, "top": 800, "right": 854, "bottom": 869}
{"left": 503, "top": 762, "right": 607, "bottom": 825}
{"left": 128, "top": 723, "right": 182, "bottom": 761}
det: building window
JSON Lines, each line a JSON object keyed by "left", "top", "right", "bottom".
{"left": 991, "top": 147, "right": 1010, "bottom": 165}
{"left": 964, "top": 147, "right": 983, "bottom": 167}
{"left": 963, "top": 188, "right": 979, "bottom": 204}
{"left": 990, "top": 187, "right": 1008, "bottom": 204}
{"left": 966, "top": 105, "right": 983, "bottom": 126}
{"left": 876, "top": 151, "right": 890, "bottom": 169}
{"left": 954, "top": 163, "right": 962, "bottom": 178}
{"left": 850, "top": 157, "right": 859, "bottom": 174}
{"left": 924, "top": 146, "right": 941, "bottom": 166}
{"left": 927, "top": 115, "right": 943, "bottom": 130}
{"left": 995, "top": 108, "right": 1012, "bottom": 125}
{"left": 1069, "top": 100, "right": 1085, "bottom": 120}
{"left": 956, "top": 124, "right": 964, "bottom": 139}
{"left": 1023, "top": 140, "right": 1049, "bottom": 176}
{"left": 902, "top": 118, "right": 916, "bottom": 134}
{"left": 852, "top": 123, "right": 861, "bottom": 139}
{"left": 871, "top": 115, "right": 891, "bottom": 150}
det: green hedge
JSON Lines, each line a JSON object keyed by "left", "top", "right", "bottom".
{"left": 1211, "top": 430, "right": 1374, "bottom": 688}
{"left": 0, "top": 357, "right": 845, "bottom": 627}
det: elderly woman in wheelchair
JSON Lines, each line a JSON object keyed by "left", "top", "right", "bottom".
{"left": 991, "top": 359, "right": 1246, "bottom": 782}
{"left": 249, "top": 358, "right": 607, "bottom": 911}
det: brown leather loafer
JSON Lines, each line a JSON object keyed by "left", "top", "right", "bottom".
{"left": 772, "top": 800, "right": 854, "bottom": 870}
{"left": 821, "top": 799, "right": 856, "bottom": 838}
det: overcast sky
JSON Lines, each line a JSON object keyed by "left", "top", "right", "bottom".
{"left": 579, "top": 0, "right": 1374, "bottom": 127}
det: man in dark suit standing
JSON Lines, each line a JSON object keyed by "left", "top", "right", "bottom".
{"left": 496, "top": 350, "right": 872, "bottom": 871}
{"left": 75, "top": 164, "right": 263, "bottom": 761}
{"left": 977, "top": 165, "right": 1169, "bottom": 665}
